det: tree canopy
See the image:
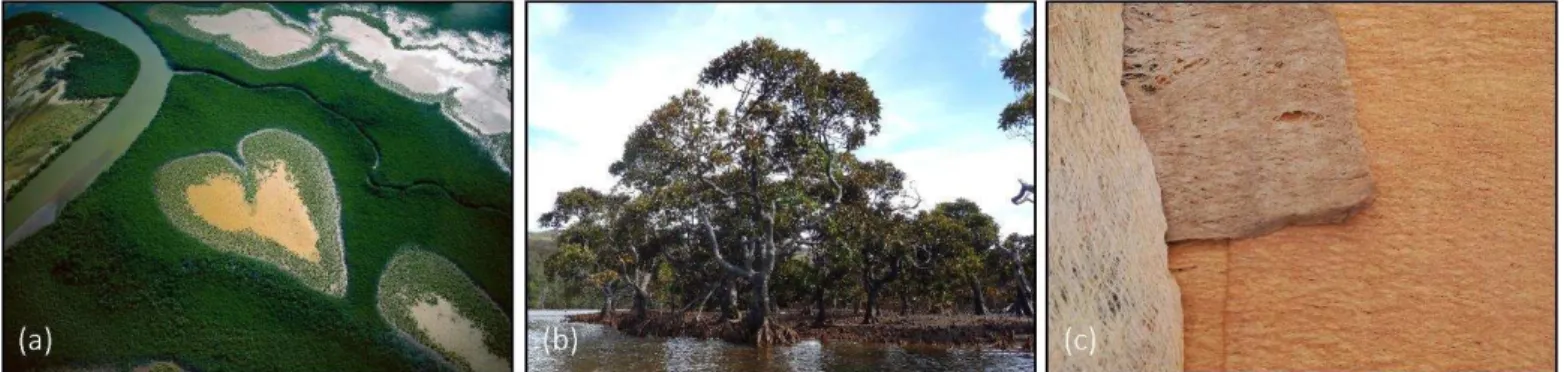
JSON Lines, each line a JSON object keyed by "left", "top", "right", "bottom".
{"left": 998, "top": 27, "right": 1036, "bottom": 144}
{"left": 539, "top": 36, "right": 1036, "bottom": 346}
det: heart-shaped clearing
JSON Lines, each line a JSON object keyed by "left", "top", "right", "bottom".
{"left": 154, "top": 129, "right": 346, "bottom": 296}
{"left": 379, "top": 248, "right": 511, "bottom": 372}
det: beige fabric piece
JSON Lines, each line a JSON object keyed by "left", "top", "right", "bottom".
{"left": 1047, "top": 4, "right": 1182, "bottom": 371}
{"left": 1122, "top": 4, "right": 1374, "bottom": 242}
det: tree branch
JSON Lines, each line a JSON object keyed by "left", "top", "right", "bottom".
{"left": 699, "top": 206, "right": 757, "bottom": 278}
{"left": 874, "top": 255, "right": 902, "bottom": 285}
{"left": 818, "top": 128, "right": 844, "bottom": 205}
{"left": 734, "top": 77, "right": 756, "bottom": 120}
{"left": 679, "top": 284, "right": 718, "bottom": 315}
{"left": 1011, "top": 179, "right": 1035, "bottom": 205}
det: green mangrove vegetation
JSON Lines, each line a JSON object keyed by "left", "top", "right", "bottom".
{"left": 112, "top": 3, "right": 512, "bottom": 209}
{"left": 3, "top": 69, "right": 510, "bottom": 370}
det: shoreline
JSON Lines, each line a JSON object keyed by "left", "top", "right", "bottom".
{"left": 564, "top": 309, "right": 1035, "bottom": 352}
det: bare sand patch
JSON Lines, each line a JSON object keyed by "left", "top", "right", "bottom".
{"left": 410, "top": 295, "right": 511, "bottom": 372}
{"left": 185, "top": 160, "right": 320, "bottom": 262}
{"left": 185, "top": 8, "right": 315, "bottom": 57}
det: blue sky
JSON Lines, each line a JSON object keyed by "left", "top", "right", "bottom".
{"left": 525, "top": 3, "right": 1035, "bottom": 236}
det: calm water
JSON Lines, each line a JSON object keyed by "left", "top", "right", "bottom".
{"left": 526, "top": 310, "right": 1035, "bottom": 372}
{"left": 2, "top": 3, "right": 173, "bottom": 246}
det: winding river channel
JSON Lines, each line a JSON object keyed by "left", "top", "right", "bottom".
{"left": 2, "top": 3, "right": 172, "bottom": 247}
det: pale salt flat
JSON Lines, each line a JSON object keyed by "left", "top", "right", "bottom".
{"left": 379, "top": 5, "right": 509, "bottom": 63}
{"left": 186, "top": 9, "right": 315, "bottom": 57}
{"left": 410, "top": 295, "right": 511, "bottom": 372}
{"left": 324, "top": 15, "right": 511, "bottom": 135}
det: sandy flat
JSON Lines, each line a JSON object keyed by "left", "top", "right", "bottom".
{"left": 410, "top": 295, "right": 511, "bottom": 372}
{"left": 186, "top": 8, "right": 315, "bottom": 57}
{"left": 1171, "top": 4, "right": 1554, "bottom": 370}
{"left": 186, "top": 160, "right": 321, "bottom": 262}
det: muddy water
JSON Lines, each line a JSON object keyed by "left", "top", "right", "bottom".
{"left": 3, "top": 3, "right": 172, "bottom": 247}
{"left": 526, "top": 310, "right": 1035, "bottom": 371}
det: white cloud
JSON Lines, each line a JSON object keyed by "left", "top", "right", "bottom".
{"left": 982, "top": 3, "right": 1031, "bottom": 58}
{"left": 527, "top": 3, "right": 568, "bottom": 37}
{"left": 880, "top": 139, "right": 1035, "bottom": 237}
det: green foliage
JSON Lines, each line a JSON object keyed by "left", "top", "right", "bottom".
{"left": 1002, "top": 233, "right": 1036, "bottom": 281}
{"left": 998, "top": 27, "right": 1035, "bottom": 143}
{"left": 539, "top": 186, "right": 672, "bottom": 317}
{"left": 525, "top": 231, "right": 597, "bottom": 309}
{"left": 543, "top": 243, "right": 603, "bottom": 286}
{"left": 3, "top": 12, "right": 138, "bottom": 100}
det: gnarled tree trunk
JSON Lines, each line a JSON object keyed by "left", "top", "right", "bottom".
{"left": 812, "top": 284, "right": 828, "bottom": 326}
{"left": 631, "top": 271, "right": 653, "bottom": 321}
{"left": 811, "top": 268, "right": 847, "bottom": 327}
{"left": 1010, "top": 277, "right": 1033, "bottom": 317}
{"left": 720, "top": 277, "right": 739, "bottom": 321}
{"left": 599, "top": 282, "right": 619, "bottom": 320}
{"left": 899, "top": 290, "right": 911, "bottom": 316}
{"left": 1006, "top": 249, "right": 1034, "bottom": 317}
{"left": 969, "top": 275, "right": 988, "bottom": 315}
{"left": 861, "top": 259, "right": 900, "bottom": 324}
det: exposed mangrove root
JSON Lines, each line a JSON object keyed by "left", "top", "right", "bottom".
{"left": 567, "top": 310, "right": 1033, "bottom": 350}
{"left": 740, "top": 319, "right": 800, "bottom": 347}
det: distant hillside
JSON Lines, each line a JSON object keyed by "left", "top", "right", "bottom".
{"left": 527, "top": 229, "right": 559, "bottom": 265}
{"left": 526, "top": 230, "right": 592, "bottom": 309}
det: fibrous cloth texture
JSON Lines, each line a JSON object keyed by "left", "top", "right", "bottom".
{"left": 1046, "top": 4, "right": 1182, "bottom": 371}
